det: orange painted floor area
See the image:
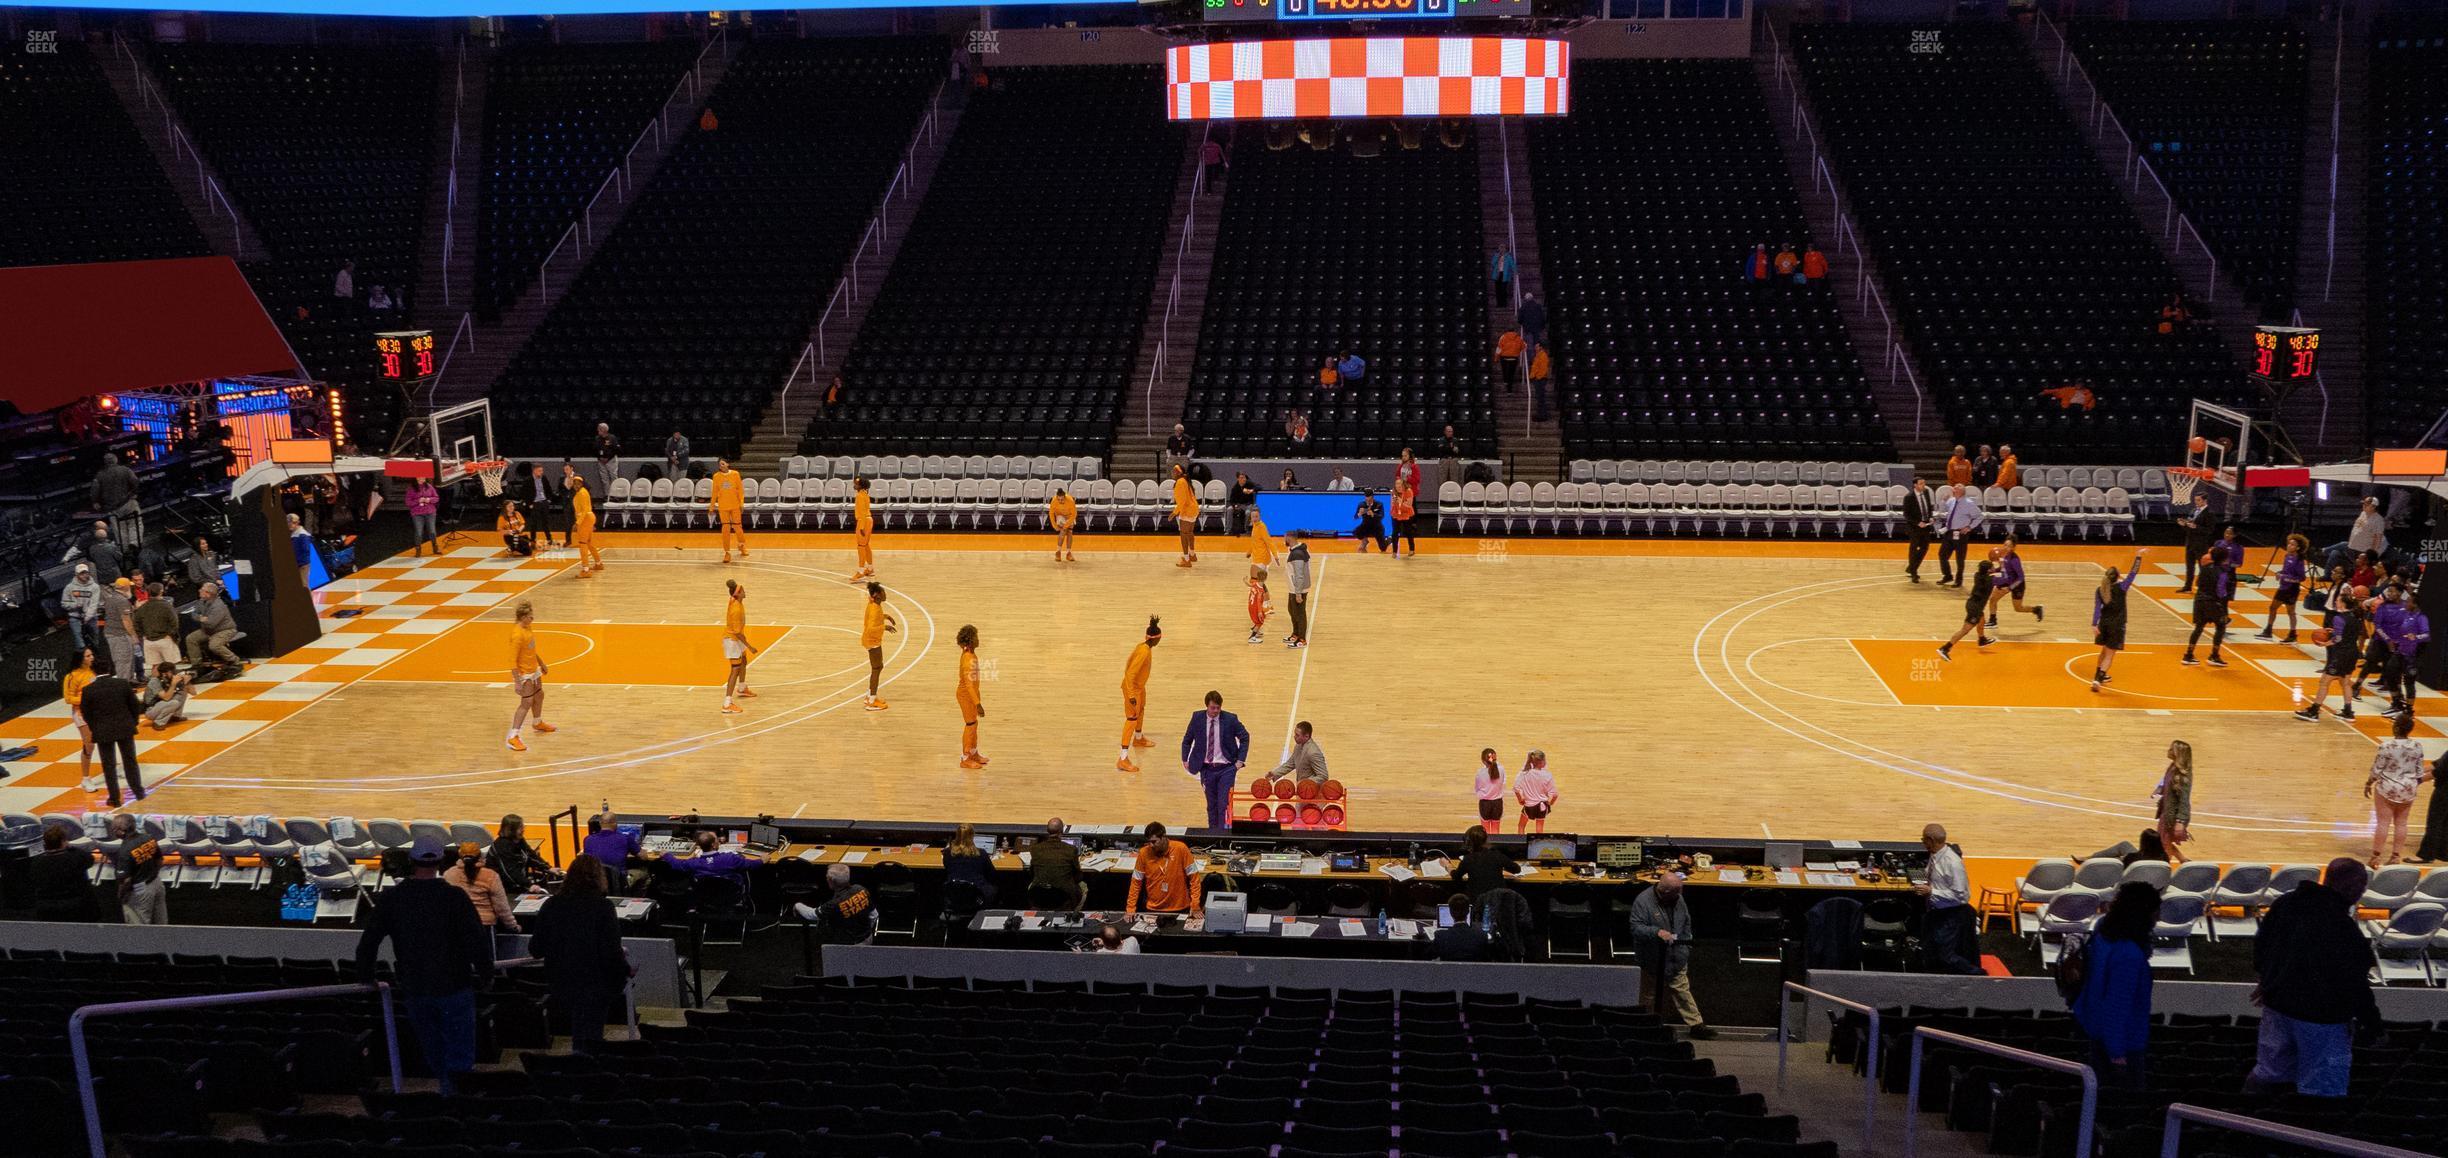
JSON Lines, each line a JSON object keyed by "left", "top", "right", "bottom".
{"left": 1853, "top": 639, "right": 2301, "bottom": 711}
{"left": 369, "top": 621, "right": 797, "bottom": 687}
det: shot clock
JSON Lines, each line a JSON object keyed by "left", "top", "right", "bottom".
{"left": 375, "top": 329, "right": 438, "bottom": 383}
{"left": 2249, "top": 325, "right": 2319, "bottom": 384}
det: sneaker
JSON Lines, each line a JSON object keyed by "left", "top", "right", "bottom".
{"left": 1175, "top": 559, "right": 1194, "bottom": 569}
{"left": 721, "top": 704, "right": 745, "bottom": 715}
{"left": 1688, "top": 1024, "right": 1719, "bottom": 1041}
{"left": 2180, "top": 654, "right": 2198, "bottom": 666}
{"left": 738, "top": 688, "right": 759, "bottom": 699}
{"left": 2293, "top": 706, "right": 2320, "bottom": 722}
{"left": 1117, "top": 757, "right": 1139, "bottom": 773}
{"left": 2340, "top": 707, "right": 2357, "bottom": 721}
{"left": 1133, "top": 735, "right": 1155, "bottom": 748}
{"left": 1286, "top": 638, "right": 1305, "bottom": 649}
{"left": 1977, "top": 636, "right": 1997, "bottom": 648}
{"left": 532, "top": 721, "right": 558, "bottom": 733}
{"left": 2033, "top": 605, "right": 2045, "bottom": 623}
{"left": 2283, "top": 632, "right": 2299, "bottom": 643}
{"left": 866, "top": 698, "right": 889, "bottom": 711}
{"left": 1247, "top": 630, "right": 1264, "bottom": 644}
{"left": 2383, "top": 704, "right": 2409, "bottom": 719}
{"left": 1985, "top": 616, "right": 1999, "bottom": 629}
{"left": 2099, "top": 673, "right": 2113, "bottom": 684}
{"left": 1935, "top": 646, "right": 1952, "bottom": 662}
{"left": 2090, "top": 681, "right": 2102, "bottom": 694}
{"left": 2255, "top": 630, "right": 2275, "bottom": 640}
{"left": 2206, "top": 655, "right": 2227, "bottom": 668}
{"left": 960, "top": 756, "right": 987, "bottom": 769}
{"left": 506, "top": 735, "right": 527, "bottom": 752}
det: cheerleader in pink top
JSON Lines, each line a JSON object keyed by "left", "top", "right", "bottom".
{"left": 1473, "top": 748, "right": 1506, "bottom": 826}
{"left": 1514, "top": 750, "right": 1560, "bottom": 834}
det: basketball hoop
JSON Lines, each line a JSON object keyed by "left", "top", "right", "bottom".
{"left": 470, "top": 459, "right": 511, "bottom": 497}
{"left": 2168, "top": 466, "right": 2215, "bottom": 506}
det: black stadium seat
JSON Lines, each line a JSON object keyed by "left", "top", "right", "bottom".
{"left": 0, "top": 43, "right": 209, "bottom": 269}
{"left": 2368, "top": 22, "right": 2448, "bottom": 445}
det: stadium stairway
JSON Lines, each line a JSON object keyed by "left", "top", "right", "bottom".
{"left": 93, "top": 34, "right": 268, "bottom": 262}
{"left": 732, "top": 89, "right": 962, "bottom": 479}
{"left": 1111, "top": 123, "right": 1211, "bottom": 481}
{"left": 429, "top": 33, "right": 742, "bottom": 412}
{"left": 2286, "top": 8, "right": 2370, "bottom": 460}
{"left": 1758, "top": 21, "right": 1950, "bottom": 474}
{"left": 412, "top": 40, "right": 488, "bottom": 333}
{"left": 1486, "top": 116, "right": 1560, "bottom": 484}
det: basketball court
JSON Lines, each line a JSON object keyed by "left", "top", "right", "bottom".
{"left": 0, "top": 524, "right": 2423, "bottom": 865}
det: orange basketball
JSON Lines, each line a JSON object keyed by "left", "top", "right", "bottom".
{"left": 1321, "top": 803, "right": 1346, "bottom": 825}
{"left": 2312, "top": 627, "right": 2334, "bottom": 646}
{"left": 1320, "top": 779, "right": 1345, "bottom": 801}
{"left": 1249, "top": 803, "right": 1272, "bottom": 822}
{"left": 1299, "top": 804, "right": 1324, "bottom": 825}
{"left": 1295, "top": 779, "right": 1320, "bottom": 800}
{"left": 1249, "top": 779, "right": 1274, "bottom": 800}
{"left": 1274, "top": 803, "right": 1299, "bottom": 823}
{"left": 2187, "top": 435, "right": 2208, "bottom": 456}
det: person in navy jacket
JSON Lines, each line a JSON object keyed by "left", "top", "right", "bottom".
{"left": 1180, "top": 691, "right": 1250, "bottom": 830}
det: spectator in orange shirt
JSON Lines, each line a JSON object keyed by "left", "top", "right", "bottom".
{"left": 1495, "top": 328, "right": 1525, "bottom": 387}
{"left": 1125, "top": 821, "right": 1201, "bottom": 915}
{"left": 1774, "top": 243, "right": 1800, "bottom": 283}
{"left": 1996, "top": 445, "right": 2021, "bottom": 492}
{"left": 1802, "top": 242, "right": 1829, "bottom": 283}
{"left": 1945, "top": 445, "right": 1973, "bottom": 488}
{"left": 1528, "top": 344, "right": 1554, "bottom": 423}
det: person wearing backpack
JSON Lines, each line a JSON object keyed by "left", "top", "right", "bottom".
{"left": 2069, "top": 881, "right": 2160, "bottom": 1090}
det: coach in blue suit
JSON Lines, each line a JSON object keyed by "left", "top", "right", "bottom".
{"left": 1180, "top": 690, "right": 1250, "bottom": 830}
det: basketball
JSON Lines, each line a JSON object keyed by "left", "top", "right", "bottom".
{"left": 2188, "top": 435, "right": 2208, "bottom": 455}
{"left": 2312, "top": 627, "right": 2334, "bottom": 646}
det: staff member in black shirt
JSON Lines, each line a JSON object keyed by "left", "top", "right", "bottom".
{"left": 29, "top": 825, "right": 100, "bottom": 922}
{"left": 357, "top": 836, "right": 493, "bottom": 1095}
{"left": 1453, "top": 825, "right": 1520, "bottom": 900}
{"left": 80, "top": 657, "right": 143, "bottom": 807}
{"left": 532, "top": 854, "right": 631, "bottom": 1053}
{"left": 1431, "top": 893, "right": 1494, "bottom": 961}
{"left": 1027, "top": 817, "right": 1084, "bottom": 908}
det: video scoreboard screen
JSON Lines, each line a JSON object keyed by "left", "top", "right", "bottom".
{"left": 1207, "top": 0, "right": 1531, "bottom": 22}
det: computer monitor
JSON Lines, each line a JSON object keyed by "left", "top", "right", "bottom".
{"left": 616, "top": 823, "right": 644, "bottom": 842}
{"left": 1435, "top": 904, "right": 1456, "bottom": 928}
{"left": 748, "top": 823, "right": 783, "bottom": 849}
{"left": 1527, "top": 836, "right": 1577, "bottom": 862}
{"left": 1596, "top": 840, "right": 1644, "bottom": 867}
{"left": 1764, "top": 841, "right": 1805, "bottom": 870}
{"left": 973, "top": 835, "right": 998, "bottom": 855}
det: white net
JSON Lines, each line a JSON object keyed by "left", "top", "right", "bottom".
{"left": 475, "top": 460, "right": 510, "bottom": 497}
{"left": 2168, "top": 470, "right": 2199, "bottom": 506}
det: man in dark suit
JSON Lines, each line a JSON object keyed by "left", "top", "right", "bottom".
{"left": 522, "top": 464, "right": 563, "bottom": 548}
{"left": 1027, "top": 817, "right": 1085, "bottom": 907}
{"left": 1901, "top": 477, "right": 1935, "bottom": 584}
{"left": 80, "top": 656, "right": 144, "bottom": 806}
{"left": 1179, "top": 690, "right": 1250, "bottom": 830}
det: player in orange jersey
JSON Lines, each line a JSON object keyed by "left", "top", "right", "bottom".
{"left": 1245, "top": 507, "right": 1275, "bottom": 644}
{"left": 709, "top": 459, "right": 748, "bottom": 563}
{"left": 720, "top": 579, "right": 760, "bottom": 715}
{"left": 1170, "top": 465, "right": 1199, "bottom": 568}
{"left": 956, "top": 624, "right": 987, "bottom": 768}
{"left": 1049, "top": 486, "right": 1079, "bottom": 562}
{"left": 861, "top": 581, "right": 898, "bottom": 711}
{"left": 562, "top": 465, "right": 603, "bottom": 576}
{"left": 1118, "top": 615, "right": 1160, "bottom": 771}
{"left": 505, "top": 601, "right": 556, "bottom": 750}
{"left": 852, "top": 477, "right": 877, "bottom": 580}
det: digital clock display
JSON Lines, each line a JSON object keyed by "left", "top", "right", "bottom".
{"left": 2250, "top": 325, "right": 2319, "bottom": 383}
{"left": 375, "top": 329, "right": 438, "bottom": 382}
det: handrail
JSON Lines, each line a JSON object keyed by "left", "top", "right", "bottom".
{"left": 2160, "top": 1104, "right": 2429, "bottom": 1158}
{"left": 2321, "top": 10, "right": 2342, "bottom": 303}
{"left": 115, "top": 35, "right": 244, "bottom": 258}
{"left": 443, "top": 40, "right": 465, "bottom": 307}
{"left": 790, "top": 74, "right": 948, "bottom": 423}
{"left": 2033, "top": 10, "right": 2217, "bottom": 302}
{"left": 73, "top": 979, "right": 408, "bottom": 1158}
{"left": 2291, "top": 307, "right": 2331, "bottom": 444}
{"left": 1777, "top": 982, "right": 1879, "bottom": 1146}
{"left": 1145, "top": 119, "right": 1213, "bottom": 438}
{"left": 435, "top": 309, "right": 477, "bottom": 388}
{"left": 1499, "top": 116, "right": 1528, "bottom": 438}
{"left": 1905, "top": 1027, "right": 2094, "bottom": 1158}
{"left": 779, "top": 339, "right": 817, "bottom": 435}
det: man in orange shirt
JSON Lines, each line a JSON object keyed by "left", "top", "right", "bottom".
{"left": 1125, "top": 821, "right": 1201, "bottom": 915}
{"left": 1802, "top": 242, "right": 1829, "bottom": 283}
{"left": 506, "top": 601, "right": 555, "bottom": 751}
{"left": 852, "top": 477, "right": 877, "bottom": 580}
{"left": 1170, "top": 465, "right": 1199, "bottom": 568}
{"left": 1945, "top": 445, "right": 1973, "bottom": 488}
{"left": 1118, "top": 616, "right": 1159, "bottom": 772}
{"left": 860, "top": 582, "right": 897, "bottom": 711}
{"left": 1494, "top": 328, "right": 1525, "bottom": 387}
{"left": 1996, "top": 444, "right": 2020, "bottom": 492}
{"left": 956, "top": 624, "right": 986, "bottom": 768}
{"left": 1048, "top": 486, "right": 1078, "bottom": 563}
{"left": 720, "top": 579, "right": 759, "bottom": 715}
{"left": 709, "top": 459, "right": 748, "bottom": 563}
{"left": 1528, "top": 343, "right": 1554, "bottom": 423}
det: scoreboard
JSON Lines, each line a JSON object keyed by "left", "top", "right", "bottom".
{"left": 1206, "top": 0, "right": 1530, "bottom": 22}
{"left": 375, "top": 329, "right": 438, "bottom": 383}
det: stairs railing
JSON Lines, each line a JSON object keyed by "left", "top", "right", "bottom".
{"left": 2319, "top": 15, "right": 2343, "bottom": 303}
{"left": 443, "top": 39, "right": 466, "bottom": 307}
{"left": 536, "top": 26, "right": 731, "bottom": 303}
{"left": 1776, "top": 981, "right": 1881, "bottom": 1146}
{"left": 778, "top": 79, "right": 950, "bottom": 434}
{"left": 2160, "top": 1104, "right": 2426, "bottom": 1158}
{"left": 1141, "top": 120, "right": 1215, "bottom": 438}
{"left": 1904, "top": 1028, "right": 2095, "bottom": 1158}
{"left": 112, "top": 36, "right": 246, "bottom": 258}
{"left": 2029, "top": 11, "right": 2221, "bottom": 300}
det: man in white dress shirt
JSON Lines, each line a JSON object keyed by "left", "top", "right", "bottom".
{"left": 1916, "top": 822, "right": 1980, "bottom": 974}
{"left": 1325, "top": 468, "right": 1355, "bottom": 492}
{"left": 1935, "top": 486, "right": 1984, "bottom": 588}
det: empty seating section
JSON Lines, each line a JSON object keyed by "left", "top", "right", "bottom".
{"left": 490, "top": 38, "right": 944, "bottom": 463}
{"left": 598, "top": 455, "right": 1102, "bottom": 531}
{"left": 2067, "top": 21, "right": 2308, "bottom": 311}
{"left": 1529, "top": 60, "right": 1888, "bottom": 461}
{"left": 137, "top": 981, "right": 1825, "bottom": 1158}
{"left": 1793, "top": 24, "right": 2243, "bottom": 464}
{"left": 0, "top": 44, "right": 207, "bottom": 269}
{"left": 1182, "top": 128, "right": 1495, "bottom": 458}
{"left": 476, "top": 41, "right": 700, "bottom": 318}
{"left": 484, "top": 40, "right": 935, "bottom": 465}
{"left": 1833, "top": 1005, "right": 2448, "bottom": 1156}
{"left": 807, "top": 66, "right": 1179, "bottom": 459}
{"left": 2368, "top": 24, "right": 2448, "bottom": 446}
{"left": 149, "top": 43, "right": 438, "bottom": 451}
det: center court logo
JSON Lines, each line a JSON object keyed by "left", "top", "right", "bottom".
{"left": 1475, "top": 539, "right": 1509, "bottom": 564}
{"left": 25, "top": 30, "right": 59, "bottom": 54}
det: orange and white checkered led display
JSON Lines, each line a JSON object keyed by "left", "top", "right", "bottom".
{"left": 1166, "top": 37, "right": 1569, "bottom": 120}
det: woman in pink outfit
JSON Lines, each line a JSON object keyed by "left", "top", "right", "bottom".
{"left": 1473, "top": 748, "right": 1506, "bottom": 827}
{"left": 406, "top": 477, "right": 442, "bottom": 557}
{"left": 1514, "top": 750, "right": 1559, "bottom": 834}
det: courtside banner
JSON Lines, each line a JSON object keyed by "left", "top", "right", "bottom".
{"left": 1167, "top": 37, "right": 1569, "bottom": 120}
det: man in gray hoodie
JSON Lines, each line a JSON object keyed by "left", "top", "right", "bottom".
{"left": 1283, "top": 532, "right": 1312, "bottom": 649}
{"left": 60, "top": 563, "right": 100, "bottom": 652}
{"left": 184, "top": 581, "right": 242, "bottom": 669}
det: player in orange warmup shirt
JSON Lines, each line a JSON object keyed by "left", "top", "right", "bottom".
{"left": 709, "top": 459, "right": 748, "bottom": 563}
{"left": 720, "top": 579, "right": 760, "bottom": 714}
{"left": 1048, "top": 486, "right": 1078, "bottom": 562}
{"left": 860, "top": 581, "right": 898, "bottom": 711}
{"left": 1118, "top": 616, "right": 1160, "bottom": 771}
{"left": 852, "top": 477, "right": 877, "bottom": 580}
{"left": 1245, "top": 509, "right": 1274, "bottom": 644}
{"left": 1170, "top": 466, "right": 1199, "bottom": 568}
{"left": 956, "top": 624, "right": 987, "bottom": 768}
{"left": 563, "top": 466, "right": 602, "bottom": 576}
{"left": 505, "top": 601, "right": 555, "bottom": 751}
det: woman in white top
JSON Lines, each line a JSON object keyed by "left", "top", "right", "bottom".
{"left": 1473, "top": 748, "right": 1506, "bottom": 827}
{"left": 2366, "top": 712, "right": 2431, "bottom": 865}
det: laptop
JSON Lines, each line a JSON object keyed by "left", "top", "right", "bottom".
{"left": 744, "top": 823, "right": 784, "bottom": 855}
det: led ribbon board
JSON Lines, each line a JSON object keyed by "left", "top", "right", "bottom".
{"left": 1167, "top": 37, "right": 1569, "bottom": 120}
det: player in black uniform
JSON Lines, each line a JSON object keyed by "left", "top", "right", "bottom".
{"left": 2296, "top": 588, "right": 2369, "bottom": 723}
{"left": 1936, "top": 554, "right": 1999, "bottom": 661}
{"left": 2179, "top": 543, "right": 2233, "bottom": 668}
